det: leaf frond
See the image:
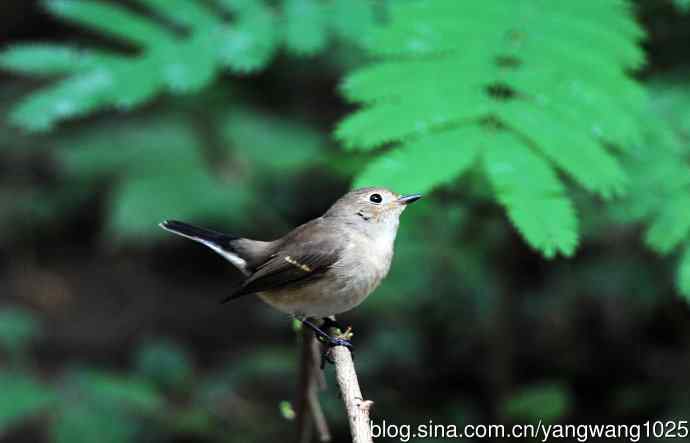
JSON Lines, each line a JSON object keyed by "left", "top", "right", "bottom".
{"left": 338, "top": 0, "right": 644, "bottom": 257}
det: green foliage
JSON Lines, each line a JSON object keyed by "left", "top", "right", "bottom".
{"left": 219, "top": 107, "right": 327, "bottom": 174}
{"left": 0, "top": 308, "right": 40, "bottom": 359}
{"left": 52, "top": 402, "right": 137, "bottom": 443}
{"left": 0, "top": 371, "right": 55, "bottom": 434}
{"left": 52, "top": 369, "right": 164, "bottom": 443}
{"left": 50, "top": 103, "right": 330, "bottom": 238}
{"left": 62, "top": 369, "right": 164, "bottom": 413}
{"left": 135, "top": 338, "right": 193, "bottom": 389}
{"left": 0, "top": 0, "right": 378, "bottom": 131}
{"left": 673, "top": 0, "right": 690, "bottom": 13}
{"left": 337, "top": 0, "right": 646, "bottom": 258}
{"left": 224, "top": 347, "right": 294, "bottom": 385}
{"left": 279, "top": 400, "right": 296, "bottom": 420}
{"left": 678, "top": 244, "right": 690, "bottom": 301}
{"left": 617, "top": 76, "right": 690, "bottom": 301}
{"left": 55, "top": 112, "right": 245, "bottom": 237}
{"left": 502, "top": 382, "right": 572, "bottom": 423}
{"left": 284, "top": 0, "right": 328, "bottom": 55}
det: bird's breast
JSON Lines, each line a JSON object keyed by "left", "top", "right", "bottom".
{"left": 330, "top": 232, "right": 395, "bottom": 301}
{"left": 259, "top": 231, "right": 395, "bottom": 318}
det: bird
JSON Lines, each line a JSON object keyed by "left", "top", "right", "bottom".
{"left": 159, "top": 187, "right": 421, "bottom": 350}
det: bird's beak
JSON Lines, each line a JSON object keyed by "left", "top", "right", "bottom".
{"left": 397, "top": 193, "right": 422, "bottom": 205}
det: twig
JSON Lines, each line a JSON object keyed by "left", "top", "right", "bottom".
{"left": 296, "top": 327, "right": 315, "bottom": 443}
{"left": 297, "top": 320, "right": 373, "bottom": 443}
{"left": 296, "top": 327, "right": 331, "bottom": 443}
{"left": 308, "top": 377, "right": 331, "bottom": 442}
{"left": 310, "top": 337, "right": 327, "bottom": 391}
{"left": 330, "top": 338, "right": 374, "bottom": 443}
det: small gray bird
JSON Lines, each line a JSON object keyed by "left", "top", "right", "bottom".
{"left": 160, "top": 187, "right": 421, "bottom": 348}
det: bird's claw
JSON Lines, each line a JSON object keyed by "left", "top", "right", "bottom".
{"left": 330, "top": 336, "right": 353, "bottom": 348}
{"left": 318, "top": 328, "right": 354, "bottom": 368}
{"left": 316, "top": 326, "right": 353, "bottom": 347}
{"left": 320, "top": 339, "right": 353, "bottom": 368}
{"left": 300, "top": 318, "right": 354, "bottom": 368}
{"left": 335, "top": 326, "right": 353, "bottom": 341}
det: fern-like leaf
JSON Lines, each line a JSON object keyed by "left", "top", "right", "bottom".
{"left": 673, "top": 0, "right": 690, "bottom": 13}
{"left": 283, "top": 0, "right": 327, "bottom": 55}
{"left": 337, "top": 0, "right": 645, "bottom": 257}
{"left": 329, "top": 0, "right": 376, "bottom": 46}
{"left": 483, "top": 130, "right": 577, "bottom": 258}
{"left": 216, "top": 0, "right": 279, "bottom": 73}
{"left": 353, "top": 126, "right": 482, "bottom": 193}
{"left": 644, "top": 193, "right": 690, "bottom": 254}
{"left": 46, "top": 0, "right": 173, "bottom": 47}
{"left": 136, "top": 0, "right": 218, "bottom": 29}
{"left": 0, "top": 44, "right": 115, "bottom": 75}
{"left": 1, "top": 0, "right": 379, "bottom": 131}
{"left": 677, "top": 242, "right": 690, "bottom": 301}
{"left": 618, "top": 76, "right": 690, "bottom": 300}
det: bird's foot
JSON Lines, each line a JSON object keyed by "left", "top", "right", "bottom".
{"left": 319, "top": 317, "right": 353, "bottom": 342}
{"left": 315, "top": 323, "right": 353, "bottom": 349}
{"left": 299, "top": 318, "right": 355, "bottom": 368}
{"left": 319, "top": 327, "right": 354, "bottom": 368}
{"left": 335, "top": 325, "right": 353, "bottom": 341}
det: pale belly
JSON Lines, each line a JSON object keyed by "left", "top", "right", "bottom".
{"left": 258, "top": 261, "right": 387, "bottom": 318}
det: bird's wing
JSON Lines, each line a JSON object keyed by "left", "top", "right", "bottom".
{"left": 223, "top": 238, "right": 342, "bottom": 301}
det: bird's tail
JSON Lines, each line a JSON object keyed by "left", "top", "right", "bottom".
{"left": 159, "top": 220, "right": 250, "bottom": 275}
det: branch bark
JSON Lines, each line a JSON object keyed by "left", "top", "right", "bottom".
{"left": 330, "top": 337, "right": 373, "bottom": 443}
{"left": 296, "top": 321, "right": 373, "bottom": 443}
{"left": 296, "top": 328, "right": 331, "bottom": 443}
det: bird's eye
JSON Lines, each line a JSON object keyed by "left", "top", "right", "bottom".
{"left": 369, "top": 193, "right": 383, "bottom": 203}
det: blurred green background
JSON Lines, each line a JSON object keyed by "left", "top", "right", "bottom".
{"left": 2, "top": 0, "right": 690, "bottom": 442}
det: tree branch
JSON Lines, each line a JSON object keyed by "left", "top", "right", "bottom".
{"left": 296, "top": 327, "right": 331, "bottom": 443}
{"left": 330, "top": 335, "right": 373, "bottom": 443}
{"left": 296, "top": 320, "right": 373, "bottom": 443}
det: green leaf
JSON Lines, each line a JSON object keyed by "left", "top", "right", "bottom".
{"left": 1, "top": 2, "right": 224, "bottom": 130}
{"left": 64, "top": 369, "right": 164, "bottom": 413}
{"left": 58, "top": 116, "right": 200, "bottom": 179}
{"left": 45, "top": 0, "right": 174, "bottom": 47}
{"left": 677, "top": 242, "right": 690, "bottom": 301}
{"left": 674, "top": 0, "right": 690, "bottom": 13}
{"left": 0, "top": 371, "right": 55, "bottom": 434}
{"left": 135, "top": 0, "right": 218, "bottom": 29}
{"left": 135, "top": 338, "right": 193, "bottom": 389}
{"left": 484, "top": 131, "right": 577, "bottom": 258}
{"left": 223, "top": 348, "right": 294, "bottom": 385}
{"left": 353, "top": 126, "right": 481, "bottom": 194}
{"left": 644, "top": 193, "right": 690, "bottom": 254}
{"left": 498, "top": 101, "right": 628, "bottom": 198}
{"left": 0, "top": 44, "right": 115, "bottom": 76}
{"left": 0, "top": 308, "right": 41, "bottom": 357}
{"left": 329, "top": 0, "right": 376, "bottom": 46}
{"left": 617, "top": 77, "right": 690, "bottom": 303}
{"left": 156, "top": 32, "right": 219, "bottom": 93}
{"left": 338, "top": 0, "right": 644, "bottom": 257}
{"left": 53, "top": 403, "right": 136, "bottom": 443}
{"left": 56, "top": 114, "right": 251, "bottom": 238}
{"left": 10, "top": 69, "right": 118, "bottom": 132}
{"left": 4, "top": 0, "right": 357, "bottom": 129}
{"left": 283, "top": 0, "right": 327, "bottom": 55}
{"left": 217, "top": 1, "right": 279, "bottom": 72}
{"left": 279, "top": 401, "right": 296, "bottom": 420}
{"left": 220, "top": 108, "right": 325, "bottom": 173}
{"left": 502, "top": 382, "right": 572, "bottom": 424}
{"left": 110, "top": 169, "right": 246, "bottom": 237}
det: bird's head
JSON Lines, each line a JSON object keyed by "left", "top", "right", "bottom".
{"left": 324, "top": 187, "right": 422, "bottom": 235}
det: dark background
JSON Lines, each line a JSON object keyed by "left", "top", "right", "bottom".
{"left": 2, "top": 1, "right": 690, "bottom": 442}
